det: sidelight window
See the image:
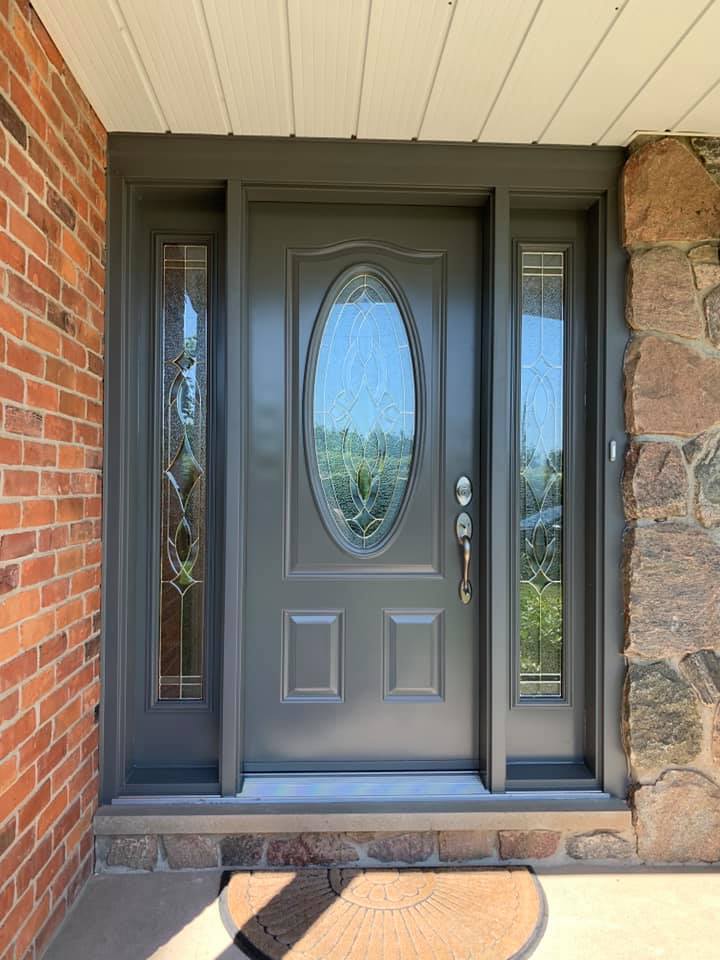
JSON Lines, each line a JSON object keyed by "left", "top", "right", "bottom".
{"left": 517, "top": 249, "right": 566, "bottom": 700}
{"left": 158, "top": 243, "right": 209, "bottom": 701}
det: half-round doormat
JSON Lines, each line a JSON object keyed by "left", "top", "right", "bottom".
{"left": 221, "top": 867, "right": 545, "bottom": 960}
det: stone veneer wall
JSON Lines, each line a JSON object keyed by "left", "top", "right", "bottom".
{"left": 96, "top": 827, "right": 636, "bottom": 872}
{"left": 623, "top": 135, "right": 720, "bottom": 862}
{"left": 0, "top": 2, "right": 106, "bottom": 956}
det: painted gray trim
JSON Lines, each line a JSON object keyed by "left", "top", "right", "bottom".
{"left": 108, "top": 135, "right": 621, "bottom": 192}
{"left": 503, "top": 199, "right": 615, "bottom": 792}
{"left": 103, "top": 183, "right": 225, "bottom": 800}
{"left": 219, "top": 179, "right": 246, "bottom": 796}
{"left": 103, "top": 134, "right": 626, "bottom": 802}
{"left": 599, "top": 188, "right": 628, "bottom": 799}
{"left": 100, "top": 173, "right": 129, "bottom": 804}
{"left": 484, "top": 186, "right": 511, "bottom": 793}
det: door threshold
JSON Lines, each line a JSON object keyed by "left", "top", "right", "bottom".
{"left": 110, "top": 770, "right": 616, "bottom": 807}
{"left": 98, "top": 784, "right": 629, "bottom": 837}
{"left": 237, "top": 771, "right": 491, "bottom": 803}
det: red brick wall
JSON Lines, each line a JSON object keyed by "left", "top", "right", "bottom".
{"left": 0, "top": 1, "right": 106, "bottom": 955}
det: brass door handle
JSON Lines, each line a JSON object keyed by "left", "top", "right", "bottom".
{"left": 456, "top": 511, "right": 472, "bottom": 605}
{"left": 459, "top": 535, "right": 472, "bottom": 604}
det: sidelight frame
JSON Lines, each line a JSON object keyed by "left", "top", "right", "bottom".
{"left": 511, "top": 238, "right": 574, "bottom": 709}
{"left": 150, "top": 231, "right": 216, "bottom": 713}
{"left": 102, "top": 136, "right": 626, "bottom": 803}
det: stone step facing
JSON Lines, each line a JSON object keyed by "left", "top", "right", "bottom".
{"left": 94, "top": 801, "right": 635, "bottom": 872}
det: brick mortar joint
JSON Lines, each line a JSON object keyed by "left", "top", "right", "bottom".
{"left": 1, "top": 171, "right": 107, "bottom": 253}
{"left": 4, "top": 188, "right": 107, "bottom": 251}
{"left": 2, "top": 320, "right": 107, "bottom": 360}
{"left": 6, "top": 62, "right": 105, "bottom": 168}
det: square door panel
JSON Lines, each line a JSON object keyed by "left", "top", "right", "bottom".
{"left": 383, "top": 610, "right": 445, "bottom": 701}
{"left": 281, "top": 611, "right": 344, "bottom": 702}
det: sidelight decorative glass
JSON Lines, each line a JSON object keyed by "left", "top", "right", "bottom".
{"left": 518, "top": 250, "right": 565, "bottom": 699}
{"left": 158, "top": 244, "right": 208, "bottom": 700}
{"left": 310, "top": 270, "right": 416, "bottom": 553}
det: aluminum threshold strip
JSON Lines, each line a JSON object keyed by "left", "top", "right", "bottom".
{"left": 112, "top": 772, "right": 611, "bottom": 805}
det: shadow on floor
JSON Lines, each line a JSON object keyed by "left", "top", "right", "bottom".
{"left": 44, "top": 864, "right": 720, "bottom": 960}
{"left": 219, "top": 869, "right": 336, "bottom": 959}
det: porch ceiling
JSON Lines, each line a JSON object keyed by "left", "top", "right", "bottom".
{"left": 33, "top": 0, "right": 720, "bottom": 145}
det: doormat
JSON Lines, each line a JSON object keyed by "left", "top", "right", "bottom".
{"left": 221, "top": 867, "right": 546, "bottom": 959}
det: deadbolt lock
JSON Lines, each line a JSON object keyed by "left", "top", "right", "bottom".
{"left": 455, "top": 475, "right": 472, "bottom": 506}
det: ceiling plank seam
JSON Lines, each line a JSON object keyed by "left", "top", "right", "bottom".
{"left": 596, "top": 0, "right": 718, "bottom": 144}
{"left": 352, "top": 0, "right": 374, "bottom": 138}
{"left": 32, "top": 2, "right": 109, "bottom": 130}
{"left": 195, "top": 0, "right": 233, "bottom": 135}
{"left": 536, "top": 0, "right": 630, "bottom": 145}
{"left": 108, "top": 0, "right": 169, "bottom": 132}
{"left": 284, "top": 0, "right": 297, "bottom": 136}
{"left": 673, "top": 71, "right": 720, "bottom": 132}
{"left": 475, "top": 0, "right": 545, "bottom": 141}
{"left": 415, "top": 0, "right": 459, "bottom": 141}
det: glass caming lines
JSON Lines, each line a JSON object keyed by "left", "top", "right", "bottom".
{"left": 311, "top": 272, "right": 416, "bottom": 553}
{"left": 159, "top": 244, "right": 208, "bottom": 700}
{"left": 519, "top": 250, "right": 565, "bottom": 699}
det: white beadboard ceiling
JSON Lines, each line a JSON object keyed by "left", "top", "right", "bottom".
{"left": 32, "top": 0, "right": 720, "bottom": 144}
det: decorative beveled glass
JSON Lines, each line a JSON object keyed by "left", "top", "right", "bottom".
{"left": 158, "top": 243, "right": 208, "bottom": 701}
{"left": 518, "top": 249, "right": 565, "bottom": 699}
{"left": 309, "top": 269, "right": 417, "bottom": 554}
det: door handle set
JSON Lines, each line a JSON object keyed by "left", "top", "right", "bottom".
{"left": 455, "top": 509, "right": 473, "bottom": 605}
{"left": 455, "top": 476, "right": 473, "bottom": 605}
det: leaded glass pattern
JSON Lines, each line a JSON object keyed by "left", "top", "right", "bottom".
{"left": 159, "top": 244, "right": 208, "bottom": 700}
{"left": 311, "top": 271, "right": 416, "bottom": 553}
{"left": 518, "top": 250, "right": 564, "bottom": 699}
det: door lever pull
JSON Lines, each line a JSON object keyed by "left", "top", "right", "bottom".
{"left": 455, "top": 512, "right": 472, "bottom": 604}
{"left": 459, "top": 535, "right": 472, "bottom": 605}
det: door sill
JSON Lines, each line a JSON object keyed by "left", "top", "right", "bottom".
{"left": 98, "top": 783, "right": 630, "bottom": 837}
{"left": 235, "top": 772, "right": 491, "bottom": 803}
{"left": 107, "top": 769, "right": 621, "bottom": 810}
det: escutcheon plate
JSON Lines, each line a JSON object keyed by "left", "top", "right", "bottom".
{"left": 455, "top": 511, "right": 473, "bottom": 542}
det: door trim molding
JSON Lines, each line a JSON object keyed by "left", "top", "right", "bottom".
{"left": 103, "top": 137, "right": 625, "bottom": 803}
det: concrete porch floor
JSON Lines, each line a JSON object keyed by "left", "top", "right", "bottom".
{"left": 45, "top": 867, "right": 720, "bottom": 960}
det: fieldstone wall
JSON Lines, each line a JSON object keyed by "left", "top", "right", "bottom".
{"left": 95, "top": 827, "right": 637, "bottom": 872}
{"left": 623, "top": 136, "right": 720, "bottom": 862}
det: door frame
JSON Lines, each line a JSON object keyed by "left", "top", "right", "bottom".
{"left": 102, "top": 136, "right": 626, "bottom": 802}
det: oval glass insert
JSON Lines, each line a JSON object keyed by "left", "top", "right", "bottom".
{"left": 310, "top": 270, "right": 417, "bottom": 553}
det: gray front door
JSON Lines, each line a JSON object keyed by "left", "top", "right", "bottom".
{"left": 244, "top": 201, "right": 481, "bottom": 771}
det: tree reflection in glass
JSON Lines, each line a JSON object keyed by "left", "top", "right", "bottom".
{"left": 159, "top": 244, "right": 207, "bottom": 700}
{"left": 311, "top": 272, "right": 416, "bottom": 553}
{"left": 519, "top": 250, "right": 564, "bottom": 698}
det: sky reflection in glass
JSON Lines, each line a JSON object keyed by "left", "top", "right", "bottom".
{"left": 311, "top": 272, "right": 416, "bottom": 553}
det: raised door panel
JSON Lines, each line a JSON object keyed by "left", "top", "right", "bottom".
{"left": 286, "top": 241, "right": 445, "bottom": 577}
